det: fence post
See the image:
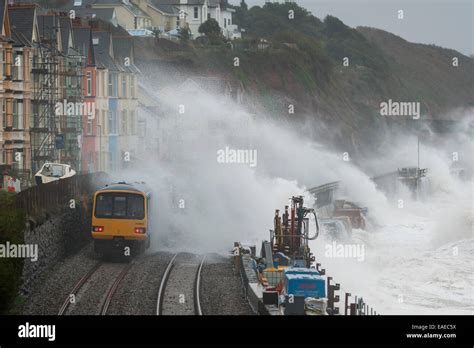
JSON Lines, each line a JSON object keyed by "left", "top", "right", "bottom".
{"left": 344, "top": 292, "right": 351, "bottom": 315}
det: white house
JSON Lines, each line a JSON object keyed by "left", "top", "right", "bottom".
{"left": 151, "top": 0, "right": 240, "bottom": 39}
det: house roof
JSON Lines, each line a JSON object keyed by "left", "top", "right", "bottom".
{"left": 208, "top": 0, "right": 220, "bottom": 7}
{"left": 63, "top": 0, "right": 96, "bottom": 8}
{"left": 0, "top": 0, "right": 5, "bottom": 31}
{"left": 0, "top": 0, "right": 13, "bottom": 38}
{"left": 37, "top": 14, "right": 59, "bottom": 46}
{"left": 75, "top": 7, "right": 116, "bottom": 23}
{"left": 93, "top": 0, "right": 150, "bottom": 17}
{"left": 112, "top": 36, "right": 139, "bottom": 73}
{"left": 151, "top": 0, "right": 201, "bottom": 5}
{"left": 73, "top": 26, "right": 95, "bottom": 65}
{"left": 8, "top": 5, "right": 36, "bottom": 46}
{"left": 150, "top": 0, "right": 221, "bottom": 8}
{"left": 147, "top": 1, "right": 180, "bottom": 15}
{"left": 58, "top": 16, "right": 72, "bottom": 53}
{"left": 60, "top": 0, "right": 149, "bottom": 18}
{"left": 92, "top": 30, "right": 118, "bottom": 70}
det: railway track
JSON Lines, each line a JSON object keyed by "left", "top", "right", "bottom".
{"left": 58, "top": 260, "right": 134, "bottom": 315}
{"left": 156, "top": 253, "right": 206, "bottom": 315}
{"left": 100, "top": 262, "right": 135, "bottom": 315}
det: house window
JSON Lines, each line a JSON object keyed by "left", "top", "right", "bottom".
{"left": 130, "top": 76, "right": 135, "bottom": 98}
{"left": 87, "top": 119, "right": 93, "bottom": 135}
{"left": 12, "top": 150, "right": 23, "bottom": 170}
{"left": 224, "top": 18, "right": 227, "bottom": 28}
{"left": 113, "top": 74, "right": 118, "bottom": 97}
{"left": 121, "top": 110, "right": 127, "bottom": 135}
{"left": 12, "top": 100, "right": 17, "bottom": 129}
{"left": 0, "top": 51, "right": 4, "bottom": 79}
{"left": 108, "top": 110, "right": 117, "bottom": 134}
{"left": 194, "top": 7, "right": 198, "bottom": 19}
{"left": 108, "top": 74, "right": 112, "bottom": 96}
{"left": 12, "top": 52, "right": 23, "bottom": 80}
{"left": 12, "top": 100, "right": 23, "bottom": 130}
{"left": 96, "top": 72, "right": 100, "bottom": 97}
{"left": 130, "top": 111, "right": 136, "bottom": 135}
{"left": 121, "top": 75, "right": 127, "bottom": 98}
{"left": 101, "top": 72, "right": 105, "bottom": 96}
{"left": 101, "top": 110, "right": 106, "bottom": 135}
{"left": 1, "top": 100, "right": 5, "bottom": 130}
{"left": 86, "top": 72, "right": 92, "bottom": 96}
{"left": 107, "top": 73, "right": 118, "bottom": 97}
{"left": 207, "top": 13, "right": 210, "bottom": 20}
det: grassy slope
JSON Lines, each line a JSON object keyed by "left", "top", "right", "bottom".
{"left": 357, "top": 26, "right": 474, "bottom": 115}
{"left": 0, "top": 192, "right": 25, "bottom": 314}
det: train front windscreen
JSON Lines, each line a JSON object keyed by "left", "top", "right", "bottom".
{"left": 95, "top": 193, "right": 145, "bottom": 220}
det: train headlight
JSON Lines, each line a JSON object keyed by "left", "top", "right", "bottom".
{"left": 93, "top": 226, "right": 104, "bottom": 232}
{"left": 134, "top": 227, "right": 146, "bottom": 234}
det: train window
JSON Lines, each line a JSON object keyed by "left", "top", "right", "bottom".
{"left": 114, "top": 196, "right": 127, "bottom": 217}
{"left": 127, "top": 195, "right": 144, "bottom": 218}
{"left": 96, "top": 194, "right": 113, "bottom": 217}
{"left": 95, "top": 193, "right": 144, "bottom": 219}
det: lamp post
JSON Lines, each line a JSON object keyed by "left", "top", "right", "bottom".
{"left": 97, "top": 124, "right": 102, "bottom": 172}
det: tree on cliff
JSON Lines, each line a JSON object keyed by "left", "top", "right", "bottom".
{"left": 198, "top": 19, "right": 224, "bottom": 44}
{"left": 198, "top": 19, "right": 222, "bottom": 37}
{"left": 178, "top": 25, "right": 192, "bottom": 42}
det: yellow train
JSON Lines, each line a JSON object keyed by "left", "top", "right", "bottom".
{"left": 91, "top": 182, "right": 151, "bottom": 256}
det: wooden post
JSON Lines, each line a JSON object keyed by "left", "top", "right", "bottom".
{"left": 344, "top": 292, "right": 351, "bottom": 315}
{"left": 233, "top": 242, "right": 240, "bottom": 274}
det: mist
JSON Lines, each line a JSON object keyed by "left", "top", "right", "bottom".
{"left": 107, "top": 71, "right": 472, "bottom": 314}
{"left": 110, "top": 75, "right": 395, "bottom": 253}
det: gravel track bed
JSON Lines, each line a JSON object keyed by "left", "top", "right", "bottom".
{"left": 22, "top": 244, "right": 100, "bottom": 315}
{"left": 106, "top": 252, "right": 174, "bottom": 315}
{"left": 21, "top": 247, "right": 251, "bottom": 316}
{"left": 66, "top": 261, "right": 129, "bottom": 315}
{"left": 161, "top": 252, "right": 202, "bottom": 315}
{"left": 200, "top": 253, "right": 254, "bottom": 315}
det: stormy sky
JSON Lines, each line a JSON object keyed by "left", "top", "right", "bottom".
{"left": 231, "top": 0, "right": 474, "bottom": 56}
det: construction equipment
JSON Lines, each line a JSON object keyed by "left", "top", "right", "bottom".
{"left": 270, "top": 196, "right": 319, "bottom": 268}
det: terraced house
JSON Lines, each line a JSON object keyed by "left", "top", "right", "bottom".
{"left": 73, "top": 23, "right": 98, "bottom": 173}
{"left": 0, "top": 0, "right": 14, "bottom": 180}
{"left": 112, "top": 35, "right": 139, "bottom": 170}
{"left": 4, "top": 3, "right": 40, "bottom": 186}
{"left": 92, "top": 27, "right": 139, "bottom": 173}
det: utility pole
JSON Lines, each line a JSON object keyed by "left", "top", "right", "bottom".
{"left": 98, "top": 124, "right": 102, "bottom": 172}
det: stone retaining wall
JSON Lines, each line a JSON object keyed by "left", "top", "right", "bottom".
{"left": 20, "top": 203, "right": 92, "bottom": 297}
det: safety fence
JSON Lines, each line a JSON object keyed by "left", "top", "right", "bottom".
{"left": 14, "top": 173, "right": 108, "bottom": 217}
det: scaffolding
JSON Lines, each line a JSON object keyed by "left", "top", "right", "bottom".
{"left": 30, "top": 15, "right": 84, "bottom": 174}
{"left": 31, "top": 40, "right": 60, "bottom": 174}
